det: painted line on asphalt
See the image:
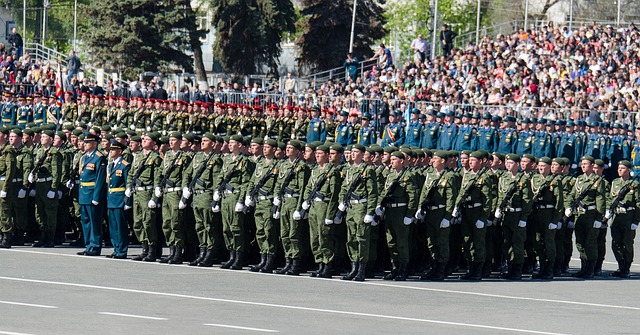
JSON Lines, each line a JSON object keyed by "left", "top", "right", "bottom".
{"left": 0, "top": 331, "right": 38, "bottom": 335}
{"left": 0, "top": 276, "right": 580, "bottom": 335}
{"left": 0, "top": 300, "right": 57, "bottom": 309}
{"left": 98, "top": 312, "right": 167, "bottom": 321}
{"left": 203, "top": 323, "right": 279, "bottom": 333}
{"left": 571, "top": 257, "right": 639, "bottom": 267}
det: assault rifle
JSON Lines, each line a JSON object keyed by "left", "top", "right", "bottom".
{"left": 243, "top": 159, "right": 278, "bottom": 214}
{"left": 452, "top": 167, "right": 488, "bottom": 218}
{"left": 373, "top": 166, "right": 408, "bottom": 222}
{"left": 210, "top": 158, "right": 243, "bottom": 209}
{"left": 271, "top": 158, "right": 300, "bottom": 215}
{"left": 298, "top": 164, "right": 335, "bottom": 218}
{"left": 179, "top": 151, "right": 216, "bottom": 204}
{"left": 334, "top": 167, "right": 365, "bottom": 223}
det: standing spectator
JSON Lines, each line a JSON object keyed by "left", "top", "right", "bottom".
{"left": 440, "top": 24, "right": 457, "bottom": 57}
{"left": 65, "top": 50, "right": 82, "bottom": 85}
{"left": 284, "top": 73, "right": 296, "bottom": 94}
{"left": 150, "top": 80, "right": 168, "bottom": 100}
{"left": 410, "top": 34, "right": 429, "bottom": 63}
{"left": 371, "top": 43, "right": 393, "bottom": 70}
{"left": 8, "top": 27, "right": 23, "bottom": 59}
{"left": 344, "top": 53, "right": 359, "bottom": 83}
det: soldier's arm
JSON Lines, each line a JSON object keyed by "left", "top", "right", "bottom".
{"left": 181, "top": 155, "right": 193, "bottom": 188}
{"left": 417, "top": 172, "right": 430, "bottom": 208}
{"left": 126, "top": 156, "right": 135, "bottom": 187}
{"left": 21, "top": 152, "right": 33, "bottom": 190}
{"left": 633, "top": 181, "right": 640, "bottom": 224}
{"left": 552, "top": 179, "right": 564, "bottom": 223}
{"left": 93, "top": 155, "right": 107, "bottom": 203}
{"left": 297, "top": 165, "right": 311, "bottom": 209}
{"left": 324, "top": 170, "right": 341, "bottom": 220}
{"left": 404, "top": 172, "right": 418, "bottom": 217}
{"left": 153, "top": 154, "right": 162, "bottom": 188}
{"left": 365, "top": 167, "right": 378, "bottom": 215}
{"left": 605, "top": 179, "right": 614, "bottom": 210}
{"left": 595, "top": 177, "right": 606, "bottom": 218}
{"left": 51, "top": 150, "right": 62, "bottom": 191}
{"left": 2, "top": 150, "right": 15, "bottom": 193}
{"left": 520, "top": 176, "right": 534, "bottom": 221}
{"left": 444, "top": 173, "right": 456, "bottom": 220}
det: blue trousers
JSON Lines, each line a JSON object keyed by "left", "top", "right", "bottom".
{"left": 108, "top": 208, "right": 129, "bottom": 256}
{"left": 80, "top": 204, "right": 103, "bottom": 254}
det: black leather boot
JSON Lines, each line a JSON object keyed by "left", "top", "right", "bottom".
{"left": 160, "top": 246, "right": 175, "bottom": 264}
{"left": 142, "top": 245, "right": 157, "bottom": 262}
{"left": 197, "top": 249, "right": 216, "bottom": 267}
{"left": 220, "top": 250, "right": 237, "bottom": 269}
{"left": 500, "top": 262, "right": 513, "bottom": 279}
{"left": 429, "top": 263, "right": 447, "bottom": 281}
{"left": 419, "top": 264, "right": 436, "bottom": 280}
{"left": 341, "top": 262, "right": 359, "bottom": 281}
{"left": 620, "top": 261, "right": 631, "bottom": 278}
{"left": 354, "top": 262, "right": 366, "bottom": 282}
{"left": 169, "top": 246, "right": 183, "bottom": 264}
{"left": 230, "top": 251, "right": 244, "bottom": 270}
{"left": 462, "top": 262, "right": 482, "bottom": 280}
{"left": 383, "top": 263, "right": 398, "bottom": 280}
{"left": 580, "top": 260, "right": 595, "bottom": 278}
{"left": 394, "top": 264, "right": 407, "bottom": 281}
{"left": 318, "top": 261, "right": 334, "bottom": 278}
{"left": 286, "top": 259, "right": 302, "bottom": 276}
{"left": 508, "top": 263, "right": 523, "bottom": 280}
{"left": 532, "top": 260, "right": 546, "bottom": 279}
{"left": 541, "top": 261, "right": 554, "bottom": 280}
{"left": 274, "top": 258, "right": 292, "bottom": 274}
{"left": 260, "top": 254, "right": 275, "bottom": 273}
{"left": 132, "top": 243, "right": 149, "bottom": 261}
{"left": 190, "top": 248, "right": 207, "bottom": 266}
{"left": 309, "top": 263, "right": 324, "bottom": 277}
{"left": 182, "top": 243, "right": 197, "bottom": 262}
{"left": 0, "top": 232, "right": 12, "bottom": 248}
{"left": 250, "top": 254, "right": 267, "bottom": 272}
{"left": 572, "top": 259, "right": 587, "bottom": 277}
{"left": 594, "top": 260, "right": 603, "bottom": 276}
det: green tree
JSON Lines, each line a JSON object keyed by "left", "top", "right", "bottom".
{"left": 296, "top": 0, "right": 387, "bottom": 72}
{"left": 81, "top": 0, "right": 194, "bottom": 80}
{"left": 211, "top": 0, "right": 296, "bottom": 76}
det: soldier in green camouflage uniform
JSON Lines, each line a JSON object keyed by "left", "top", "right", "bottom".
{"left": 10, "top": 129, "right": 33, "bottom": 246}
{"left": 0, "top": 129, "right": 17, "bottom": 248}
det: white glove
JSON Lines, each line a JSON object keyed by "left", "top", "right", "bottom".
{"left": 375, "top": 206, "right": 384, "bottom": 216}
{"left": 571, "top": 164, "right": 577, "bottom": 169}
{"left": 57, "top": 190, "right": 63, "bottom": 199}
{"left": 304, "top": 212, "right": 309, "bottom": 220}
{"left": 403, "top": 217, "right": 413, "bottom": 225}
{"left": 92, "top": 200, "right": 99, "bottom": 206}
{"left": 0, "top": 191, "right": 6, "bottom": 198}
{"left": 293, "top": 210, "right": 302, "bottom": 220}
{"left": 273, "top": 196, "right": 281, "bottom": 206}
{"left": 364, "top": 214, "right": 374, "bottom": 224}
{"left": 631, "top": 223, "right": 638, "bottom": 230}
{"left": 604, "top": 210, "right": 612, "bottom": 220}
{"left": 548, "top": 223, "right": 558, "bottom": 230}
{"left": 125, "top": 188, "right": 132, "bottom": 198}
{"left": 564, "top": 208, "right": 573, "bottom": 218}
{"left": 333, "top": 215, "right": 342, "bottom": 224}
{"left": 557, "top": 221, "right": 562, "bottom": 230}
{"left": 212, "top": 205, "right": 221, "bottom": 213}
{"left": 124, "top": 205, "right": 132, "bottom": 211}
{"left": 129, "top": 124, "right": 136, "bottom": 130}
{"left": 494, "top": 209, "right": 503, "bottom": 219}
{"left": 475, "top": 220, "right": 485, "bottom": 229}
{"left": 234, "top": 202, "right": 244, "bottom": 212}
{"left": 593, "top": 220, "right": 602, "bottom": 229}
{"left": 440, "top": 218, "right": 450, "bottom": 228}
{"left": 518, "top": 220, "right": 527, "bottom": 228}
{"left": 324, "top": 219, "right": 334, "bottom": 225}
{"left": 302, "top": 201, "right": 310, "bottom": 210}
{"left": 273, "top": 211, "right": 281, "bottom": 219}
{"left": 46, "top": 190, "right": 55, "bottom": 199}
{"left": 213, "top": 190, "right": 221, "bottom": 201}
{"left": 182, "top": 187, "right": 191, "bottom": 199}
{"left": 415, "top": 210, "right": 424, "bottom": 220}
{"left": 568, "top": 221, "right": 575, "bottom": 229}
{"left": 88, "top": 122, "right": 93, "bottom": 127}
{"left": 146, "top": 126, "right": 151, "bottom": 132}
{"left": 338, "top": 202, "right": 347, "bottom": 212}
{"left": 17, "top": 189, "right": 26, "bottom": 198}
{"left": 244, "top": 196, "right": 255, "bottom": 207}
{"left": 148, "top": 199, "right": 157, "bottom": 208}
{"left": 178, "top": 200, "right": 187, "bottom": 209}
{"left": 29, "top": 189, "right": 36, "bottom": 197}
{"left": 263, "top": 136, "right": 269, "bottom": 141}
{"left": 154, "top": 187, "right": 162, "bottom": 198}
{"left": 65, "top": 180, "right": 73, "bottom": 189}
{"left": 452, "top": 208, "right": 460, "bottom": 218}
{"left": 370, "top": 219, "right": 379, "bottom": 227}
{"left": 486, "top": 220, "right": 494, "bottom": 227}
{"left": 28, "top": 173, "right": 35, "bottom": 184}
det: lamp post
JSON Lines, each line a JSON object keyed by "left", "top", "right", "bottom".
{"left": 475, "top": 0, "right": 481, "bottom": 45}
{"left": 349, "top": 0, "right": 357, "bottom": 53}
{"left": 431, "top": 0, "right": 438, "bottom": 59}
{"left": 74, "top": 0, "right": 78, "bottom": 50}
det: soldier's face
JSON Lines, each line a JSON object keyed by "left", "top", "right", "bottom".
{"left": 505, "top": 160, "right": 518, "bottom": 173}
{"left": 351, "top": 149, "right": 363, "bottom": 163}
{"left": 41, "top": 134, "right": 52, "bottom": 146}
{"left": 363, "top": 151, "right": 372, "bottom": 163}
{"left": 263, "top": 145, "right": 275, "bottom": 157}
{"left": 9, "top": 133, "right": 20, "bottom": 146}
{"left": 130, "top": 142, "right": 140, "bottom": 152}
{"left": 315, "top": 150, "right": 328, "bottom": 164}
{"left": 109, "top": 148, "right": 122, "bottom": 159}
{"left": 201, "top": 138, "right": 212, "bottom": 150}
{"left": 538, "top": 162, "right": 550, "bottom": 175}
{"left": 329, "top": 150, "right": 342, "bottom": 164}
{"left": 390, "top": 156, "right": 403, "bottom": 170}
{"left": 551, "top": 162, "right": 561, "bottom": 174}
{"left": 618, "top": 165, "right": 630, "bottom": 178}
{"left": 83, "top": 140, "right": 97, "bottom": 152}
{"left": 251, "top": 143, "right": 261, "bottom": 155}
{"left": 460, "top": 155, "right": 469, "bottom": 168}
{"left": 469, "top": 157, "right": 481, "bottom": 171}
{"left": 431, "top": 156, "right": 445, "bottom": 169}
{"left": 286, "top": 146, "right": 297, "bottom": 159}
{"left": 142, "top": 137, "right": 155, "bottom": 150}
{"left": 228, "top": 140, "right": 241, "bottom": 153}
{"left": 169, "top": 137, "right": 180, "bottom": 150}
{"left": 581, "top": 160, "right": 593, "bottom": 174}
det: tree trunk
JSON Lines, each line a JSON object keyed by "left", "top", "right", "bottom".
{"left": 184, "top": 0, "right": 208, "bottom": 84}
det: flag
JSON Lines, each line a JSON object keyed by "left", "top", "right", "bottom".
{"left": 55, "top": 63, "right": 64, "bottom": 107}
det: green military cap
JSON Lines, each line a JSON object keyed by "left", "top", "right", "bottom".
{"left": 311, "top": 141, "right": 323, "bottom": 147}
{"left": 126, "top": 130, "right": 136, "bottom": 136}
{"left": 242, "top": 137, "right": 251, "bottom": 146}
{"left": 202, "top": 132, "right": 215, "bottom": 141}
{"left": 10, "top": 128, "right": 22, "bottom": 137}
{"left": 522, "top": 154, "right": 536, "bottom": 162}
{"left": 492, "top": 152, "right": 505, "bottom": 162}
{"left": 288, "top": 140, "right": 304, "bottom": 151}
{"left": 330, "top": 143, "right": 344, "bottom": 152}
{"left": 424, "top": 149, "right": 433, "bottom": 158}
{"left": 561, "top": 157, "right": 571, "bottom": 166}
{"left": 448, "top": 150, "right": 458, "bottom": 157}
{"left": 277, "top": 141, "right": 286, "bottom": 151}
{"left": 62, "top": 124, "right": 74, "bottom": 131}
{"left": 505, "top": 153, "right": 520, "bottom": 162}
{"left": 194, "top": 135, "right": 201, "bottom": 144}
{"left": 581, "top": 155, "right": 595, "bottom": 163}
{"left": 115, "top": 132, "right": 127, "bottom": 139}
{"left": 372, "top": 146, "right": 384, "bottom": 154}
{"left": 619, "top": 160, "right": 632, "bottom": 168}
{"left": 399, "top": 145, "right": 411, "bottom": 150}
{"left": 538, "top": 156, "right": 552, "bottom": 165}
{"left": 230, "top": 134, "right": 243, "bottom": 143}
{"left": 130, "top": 135, "right": 142, "bottom": 142}
{"left": 101, "top": 125, "right": 111, "bottom": 131}
{"left": 0, "top": 127, "right": 9, "bottom": 135}
{"left": 222, "top": 135, "right": 230, "bottom": 143}
{"left": 594, "top": 159, "right": 605, "bottom": 167}
{"left": 159, "top": 136, "right": 169, "bottom": 145}
{"left": 469, "top": 151, "right": 484, "bottom": 159}
{"left": 264, "top": 139, "right": 277, "bottom": 147}
{"left": 345, "top": 145, "right": 352, "bottom": 152}
{"left": 478, "top": 149, "right": 490, "bottom": 159}
{"left": 33, "top": 127, "right": 41, "bottom": 134}
{"left": 78, "top": 134, "right": 85, "bottom": 141}
{"left": 434, "top": 150, "right": 448, "bottom": 159}
{"left": 365, "top": 146, "right": 377, "bottom": 154}
{"left": 103, "top": 134, "right": 113, "bottom": 141}
{"left": 91, "top": 126, "right": 101, "bottom": 134}
{"left": 551, "top": 157, "right": 564, "bottom": 165}
{"left": 146, "top": 132, "right": 159, "bottom": 142}
{"left": 351, "top": 143, "right": 365, "bottom": 152}
{"left": 383, "top": 146, "right": 397, "bottom": 154}
{"left": 42, "top": 129, "right": 55, "bottom": 137}
{"left": 183, "top": 133, "right": 195, "bottom": 143}
{"left": 169, "top": 131, "right": 182, "bottom": 140}
{"left": 412, "top": 149, "right": 423, "bottom": 158}
{"left": 324, "top": 141, "right": 335, "bottom": 147}
{"left": 316, "top": 144, "right": 330, "bottom": 153}
{"left": 26, "top": 122, "right": 36, "bottom": 128}
{"left": 84, "top": 133, "right": 99, "bottom": 142}
{"left": 400, "top": 147, "right": 412, "bottom": 156}
{"left": 251, "top": 137, "right": 263, "bottom": 145}
{"left": 23, "top": 128, "right": 35, "bottom": 136}
{"left": 391, "top": 151, "right": 405, "bottom": 159}
{"left": 215, "top": 136, "right": 224, "bottom": 143}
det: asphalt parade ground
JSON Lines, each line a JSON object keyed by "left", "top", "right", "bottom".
{"left": 1, "top": 240, "right": 639, "bottom": 335}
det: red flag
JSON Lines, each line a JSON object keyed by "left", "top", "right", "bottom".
{"left": 55, "top": 63, "right": 64, "bottom": 107}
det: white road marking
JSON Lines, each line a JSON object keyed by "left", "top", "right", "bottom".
{"left": 0, "top": 300, "right": 57, "bottom": 309}
{"left": 98, "top": 312, "right": 167, "bottom": 321}
{"left": 0, "top": 276, "right": 592, "bottom": 335}
{"left": 203, "top": 323, "right": 279, "bottom": 333}
{"left": 571, "top": 257, "right": 639, "bottom": 267}
{"left": 0, "top": 331, "right": 38, "bottom": 335}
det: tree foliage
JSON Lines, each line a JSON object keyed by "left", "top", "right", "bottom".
{"left": 296, "top": 0, "right": 387, "bottom": 72}
{"left": 81, "top": 0, "right": 195, "bottom": 79}
{"left": 211, "top": 0, "right": 296, "bottom": 76}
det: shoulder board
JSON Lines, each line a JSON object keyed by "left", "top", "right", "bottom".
{"left": 96, "top": 151, "right": 104, "bottom": 157}
{"left": 122, "top": 160, "right": 129, "bottom": 166}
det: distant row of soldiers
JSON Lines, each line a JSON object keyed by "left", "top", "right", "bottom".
{"left": 0, "top": 124, "right": 635, "bottom": 281}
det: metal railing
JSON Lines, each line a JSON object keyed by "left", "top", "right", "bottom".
{"left": 454, "top": 20, "right": 524, "bottom": 48}
{"left": 24, "top": 42, "right": 98, "bottom": 83}
{"left": 299, "top": 58, "right": 379, "bottom": 88}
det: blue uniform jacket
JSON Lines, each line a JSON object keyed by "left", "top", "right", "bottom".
{"left": 107, "top": 157, "right": 130, "bottom": 209}
{"left": 78, "top": 150, "right": 107, "bottom": 206}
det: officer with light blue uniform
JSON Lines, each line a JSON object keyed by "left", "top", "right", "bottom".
{"left": 357, "top": 114, "right": 377, "bottom": 147}
{"left": 1, "top": 92, "right": 17, "bottom": 126}
{"left": 421, "top": 108, "right": 440, "bottom": 149}
{"left": 306, "top": 106, "right": 327, "bottom": 143}
{"left": 516, "top": 118, "right": 534, "bottom": 155}
{"left": 334, "top": 111, "right": 355, "bottom": 147}
{"left": 583, "top": 122, "right": 607, "bottom": 160}
{"left": 437, "top": 112, "right": 457, "bottom": 150}
{"left": 476, "top": 113, "right": 498, "bottom": 153}
{"left": 106, "top": 140, "right": 130, "bottom": 258}
{"left": 404, "top": 109, "right": 423, "bottom": 147}
{"left": 454, "top": 113, "right": 477, "bottom": 151}
{"left": 381, "top": 111, "right": 405, "bottom": 147}
{"left": 496, "top": 116, "right": 518, "bottom": 154}
{"left": 532, "top": 119, "right": 554, "bottom": 158}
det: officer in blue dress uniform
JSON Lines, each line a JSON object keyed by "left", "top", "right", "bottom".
{"left": 1, "top": 91, "right": 16, "bottom": 126}
{"left": 531, "top": 118, "right": 554, "bottom": 158}
{"left": 476, "top": 113, "right": 497, "bottom": 153}
{"left": 306, "top": 106, "right": 327, "bottom": 143}
{"left": 32, "top": 93, "right": 47, "bottom": 126}
{"left": 334, "top": 111, "right": 355, "bottom": 147}
{"left": 16, "top": 94, "right": 33, "bottom": 129}
{"left": 381, "top": 111, "right": 405, "bottom": 147}
{"left": 77, "top": 133, "right": 108, "bottom": 256}
{"left": 607, "top": 123, "right": 629, "bottom": 180}
{"left": 516, "top": 118, "right": 534, "bottom": 155}
{"left": 437, "top": 111, "right": 457, "bottom": 150}
{"left": 106, "top": 140, "right": 130, "bottom": 259}
{"left": 631, "top": 127, "right": 640, "bottom": 176}
{"left": 584, "top": 122, "right": 606, "bottom": 161}
{"left": 357, "top": 114, "right": 377, "bottom": 147}
{"left": 454, "top": 112, "right": 477, "bottom": 151}
{"left": 404, "top": 108, "right": 423, "bottom": 147}
{"left": 496, "top": 116, "right": 517, "bottom": 154}
{"left": 557, "top": 121, "right": 579, "bottom": 169}
{"left": 421, "top": 107, "right": 440, "bottom": 149}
